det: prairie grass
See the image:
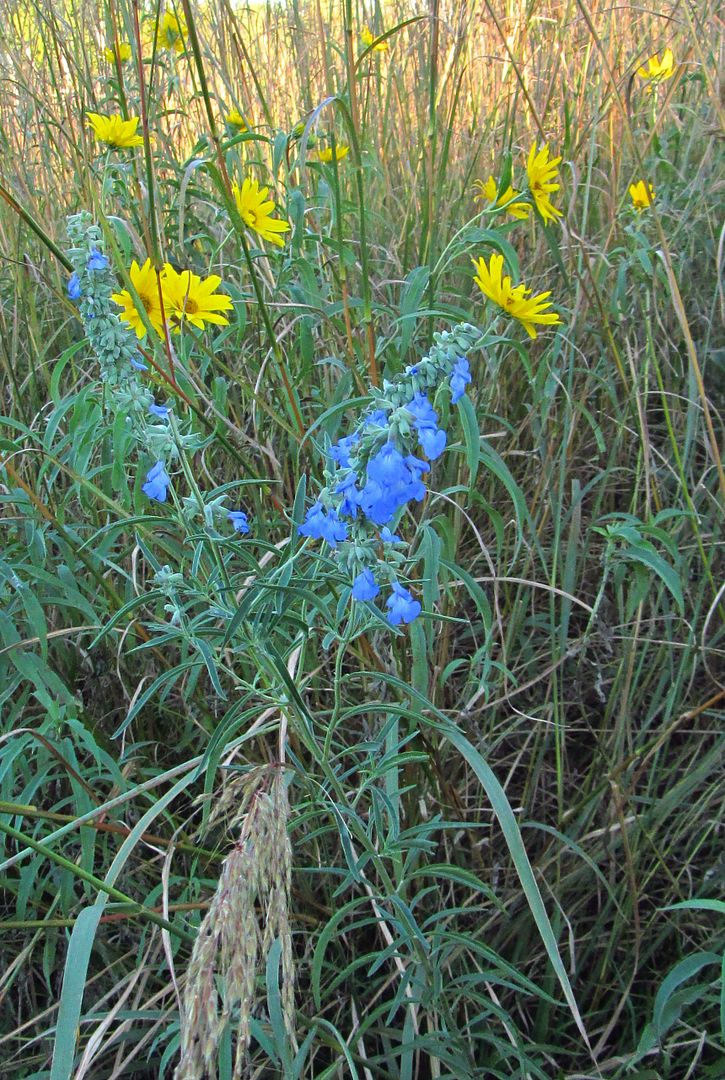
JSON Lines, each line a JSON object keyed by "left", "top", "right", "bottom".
{"left": 0, "top": 0, "right": 723, "bottom": 1077}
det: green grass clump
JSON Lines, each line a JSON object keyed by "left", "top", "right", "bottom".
{"left": 0, "top": 1, "right": 723, "bottom": 1077}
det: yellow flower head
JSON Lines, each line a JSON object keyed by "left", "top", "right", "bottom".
{"left": 227, "top": 108, "right": 247, "bottom": 130}
{"left": 638, "top": 48, "right": 674, "bottom": 82}
{"left": 158, "top": 10, "right": 186, "bottom": 53}
{"left": 526, "top": 143, "right": 563, "bottom": 224}
{"left": 111, "top": 259, "right": 165, "bottom": 339}
{"left": 161, "top": 265, "right": 233, "bottom": 332}
{"left": 361, "top": 25, "right": 388, "bottom": 51}
{"left": 629, "top": 180, "right": 655, "bottom": 211}
{"left": 232, "top": 177, "right": 290, "bottom": 248}
{"left": 318, "top": 144, "right": 350, "bottom": 163}
{"left": 473, "top": 175, "right": 531, "bottom": 220}
{"left": 87, "top": 112, "right": 144, "bottom": 149}
{"left": 472, "top": 253, "right": 561, "bottom": 339}
{"left": 104, "top": 42, "right": 132, "bottom": 64}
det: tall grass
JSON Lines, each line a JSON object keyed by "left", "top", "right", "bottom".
{"left": 0, "top": 0, "right": 723, "bottom": 1077}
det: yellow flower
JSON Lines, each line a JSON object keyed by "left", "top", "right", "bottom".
{"left": 104, "top": 42, "right": 132, "bottom": 64}
{"left": 227, "top": 108, "right": 247, "bottom": 130}
{"left": 158, "top": 10, "right": 186, "bottom": 53}
{"left": 161, "top": 265, "right": 233, "bottom": 332}
{"left": 361, "top": 25, "right": 388, "bottom": 51}
{"left": 232, "top": 177, "right": 290, "bottom": 248}
{"left": 526, "top": 143, "right": 563, "bottom": 224}
{"left": 629, "top": 180, "right": 655, "bottom": 211}
{"left": 472, "top": 253, "right": 561, "bottom": 339}
{"left": 318, "top": 144, "right": 350, "bottom": 163}
{"left": 111, "top": 259, "right": 165, "bottom": 339}
{"left": 638, "top": 48, "right": 674, "bottom": 82}
{"left": 473, "top": 175, "right": 530, "bottom": 220}
{"left": 86, "top": 112, "right": 144, "bottom": 149}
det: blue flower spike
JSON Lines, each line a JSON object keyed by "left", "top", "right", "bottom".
{"left": 450, "top": 356, "right": 471, "bottom": 403}
{"left": 149, "top": 402, "right": 170, "bottom": 420}
{"left": 228, "top": 510, "right": 250, "bottom": 534}
{"left": 142, "top": 461, "right": 171, "bottom": 503}
{"left": 298, "top": 502, "right": 348, "bottom": 548}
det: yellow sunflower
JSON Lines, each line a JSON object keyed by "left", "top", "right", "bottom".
{"left": 157, "top": 10, "right": 186, "bottom": 53}
{"left": 629, "top": 180, "right": 655, "bottom": 211}
{"left": 104, "top": 42, "right": 132, "bottom": 64}
{"left": 472, "top": 253, "right": 561, "bottom": 339}
{"left": 526, "top": 143, "right": 563, "bottom": 224}
{"left": 361, "top": 26, "right": 388, "bottom": 51}
{"left": 111, "top": 259, "right": 165, "bottom": 339}
{"left": 474, "top": 175, "right": 530, "bottom": 220}
{"left": 161, "top": 265, "right": 233, "bottom": 332}
{"left": 638, "top": 48, "right": 674, "bottom": 82}
{"left": 87, "top": 112, "right": 144, "bottom": 149}
{"left": 232, "top": 177, "right": 290, "bottom": 248}
{"left": 318, "top": 144, "right": 350, "bottom": 163}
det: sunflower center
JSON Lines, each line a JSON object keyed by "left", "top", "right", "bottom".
{"left": 184, "top": 297, "right": 199, "bottom": 315}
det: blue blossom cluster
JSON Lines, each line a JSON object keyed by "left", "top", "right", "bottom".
{"left": 65, "top": 215, "right": 250, "bottom": 535}
{"left": 298, "top": 324, "right": 481, "bottom": 626}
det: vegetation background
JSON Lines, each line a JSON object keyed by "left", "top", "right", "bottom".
{"left": 0, "top": 0, "right": 723, "bottom": 1077}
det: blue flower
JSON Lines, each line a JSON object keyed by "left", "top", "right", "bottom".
{"left": 386, "top": 582, "right": 422, "bottom": 625}
{"left": 352, "top": 569, "right": 379, "bottom": 601}
{"left": 228, "top": 510, "right": 250, "bottom": 534}
{"left": 364, "top": 408, "right": 390, "bottom": 428}
{"left": 336, "top": 473, "right": 360, "bottom": 518}
{"left": 142, "top": 460, "right": 171, "bottom": 503}
{"left": 406, "top": 393, "right": 447, "bottom": 460}
{"left": 329, "top": 433, "right": 359, "bottom": 469}
{"left": 450, "top": 356, "right": 471, "bottom": 403}
{"left": 130, "top": 356, "right": 148, "bottom": 371}
{"left": 298, "top": 502, "right": 348, "bottom": 547}
{"left": 360, "top": 443, "right": 427, "bottom": 524}
{"left": 87, "top": 248, "right": 109, "bottom": 272}
{"left": 67, "top": 272, "right": 81, "bottom": 300}
{"left": 407, "top": 392, "right": 438, "bottom": 428}
{"left": 380, "top": 526, "right": 402, "bottom": 544}
{"left": 149, "top": 403, "right": 170, "bottom": 420}
{"left": 418, "top": 425, "right": 447, "bottom": 460}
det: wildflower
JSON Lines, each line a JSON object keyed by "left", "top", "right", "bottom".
{"left": 329, "top": 434, "right": 359, "bottom": 469}
{"left": 406, "top": 393, "right": 447, "bottom": 460}
{"left": 298, "top": 502, "right": 348, "bottom": 547}
{"left": 380, "top": 527, "right": 402, "bottom": 544}
{"left": 158, "top": 10, "right": 186, "bottom": 53}
{"left": 352, "top": 569, "right": 379, "bottom": 602}
{"left": 472, "top": 253, "right": 561, "bottom": 339}
{"left": 386, "top": 582, "right": 422, "bottom": 625}
{"left": 638, "top": 48, "right": 674, "bottom": 83}
{"left": 142, "top": 460, "right": 171, "bottom": 503}
{"left": 450, "top": 357, "right": 471, "bottom": 403}
{"left": 161, "top": 265, "right": 233, "bottom": 332}
{"left": 67, "top": 272, "right": 81, "bottom": 300}
{"left": 130, "top": 357, "right": 148, "bottom": 371}
{"left": 474, "top": 175, "right": 530, "bottom": 220}
{"left": 111, "top": 258, "right": 165, "bottom": 339}
{"left": 149, "top": 402, "right": 170, "bottom": 420}
{"left": 86, "top": 112, "right": 144, "bottom": 149}
{"left": 87, "top": 248, "right": 109, "bottom": 272}
{"left": 104, "top": 42, "right": 132, "bottom": 63}
{"left": 227, "top": 108, "right": 247, "bottom": 130}
{"left": 361, "top": 25, "right": 388, "bottom": 51}
{"left": 228, "top": 510, "right": 250, "bottom": 534}
{"left": 318, "top": 145, "right": 349, "bottom": 163}
{"left": 359, "top": 444, "right": 428, "bottom": 525}
{"left": 336, "top": 473, "right": 361, "bottom": 517}
{"left": 629, "top": 180, "right": 655, "bottom": 211}
{"left": 526, "top": 144, "right": 562, "bottom": 224}
{"left": 232, "top": 178, "right": 290, "bottom": 248}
